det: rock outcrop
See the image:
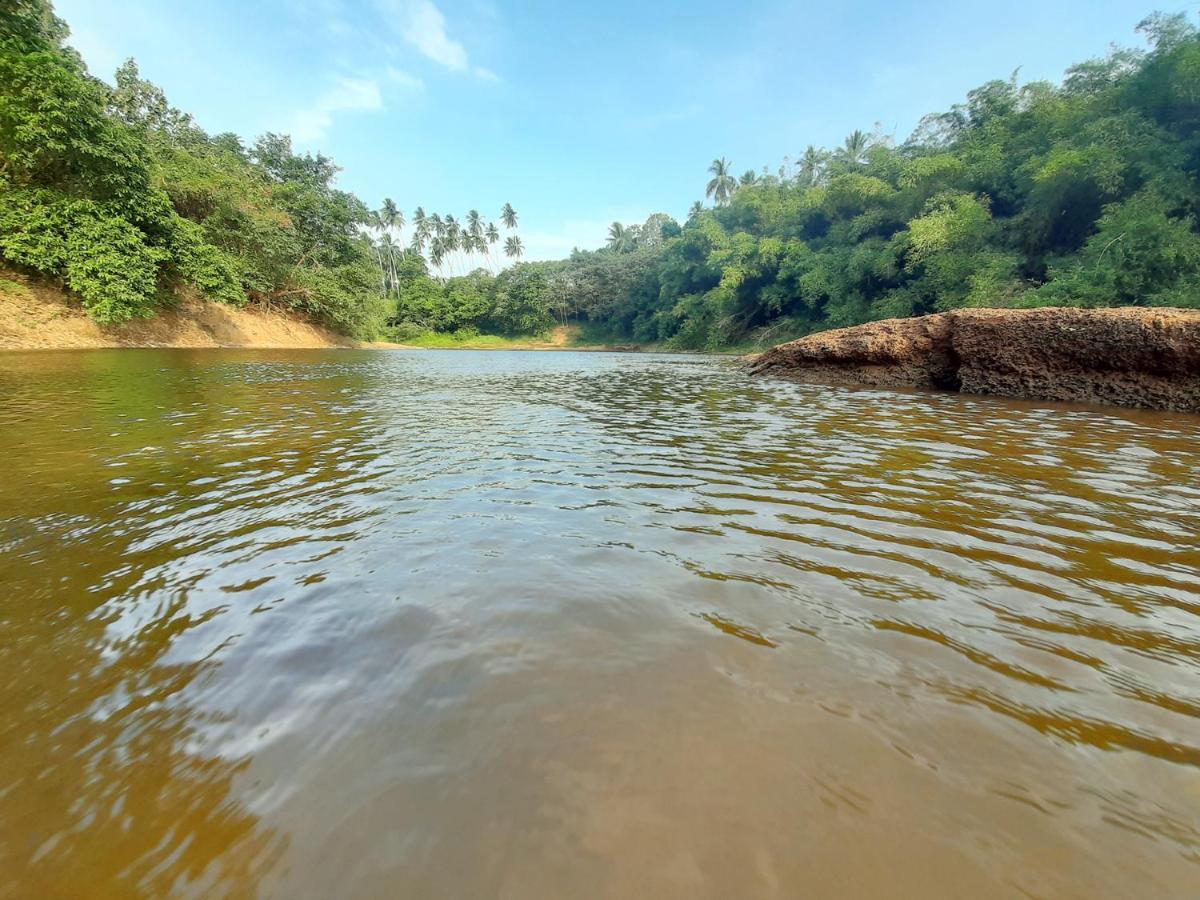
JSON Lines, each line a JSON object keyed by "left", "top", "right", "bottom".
{"left": 748, "top": 307, "right": 1200, "bottom": 412}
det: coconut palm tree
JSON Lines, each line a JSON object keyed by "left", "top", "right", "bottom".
{"left": 442, "top": 215, "right": 462, "bottom": 275}
{"left": 739, "top": 170, "right": 759, "bottom": 187}
{"left": 706, "top": 157, "right": 736, "bottom": 206}
{"left": 368, "top": 235, "right": 388, "bottom": 294}
{"left": 380, "top": 233, "right": 400, "bottom": 295}
{"left": 836, "top": 130, "right": 871, "bottom": 167}
{"left": 688, "top": 201, "right": 704, "bottom": 222}
{"left": 607, "top": 222, "right": 638, "bottom": 252}
{"left": 412, "top": 206, "right": 428, "bottom": 246}
{"left": 504, "top": 235, "right": 523, "bottom": 260}
{"left": 483, "top": 221, "right": 500, "bottom": 273}
{"left": 501, "top": 203, "right": 518, "bottom": 229}
{"left": 465, "top": 209, "right": 483, "bottom": 269}
{"left": 381, "top": 198, "right": 399, "bottom": 231}
{"left": 429, "top": 236, "right": 447, "bottom": 273}
{"left": 797, "top": 145, "right": 827, "bottom": 187}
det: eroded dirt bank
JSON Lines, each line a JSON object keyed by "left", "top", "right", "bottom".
{"left": 1, "top": 271, "right": 359, "bottom": 350}
{"left": 748, "top": 307, "right": 1200, "bottom": 411}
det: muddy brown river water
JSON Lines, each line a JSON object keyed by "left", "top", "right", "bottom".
{"left": 0, "top": 348, "right": 1198, "bottom": 898}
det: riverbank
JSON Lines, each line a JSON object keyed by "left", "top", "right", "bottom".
{"left": 749, "top": 306, "right": 1200, "bottom": 412}
{"left": 0, "top": 271, "right": 373, "bottom": 350}
{"left": 0, "top": 274, "right": 647, "bottom": 353}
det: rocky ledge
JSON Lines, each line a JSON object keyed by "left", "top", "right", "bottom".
{"left": 747, "top": 307, "right": 1200, "bottom": 412}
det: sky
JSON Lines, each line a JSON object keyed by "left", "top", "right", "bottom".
{"left": 55, "top": 0, "right": 1165, "bottom": 260}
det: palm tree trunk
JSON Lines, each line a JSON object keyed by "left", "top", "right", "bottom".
{"left": 373, "top": 243, "right": 387, "bottom": 295}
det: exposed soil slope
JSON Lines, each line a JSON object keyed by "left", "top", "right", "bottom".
{"left": 748, "top": 307, "right": 1200, "bottom": 412}
{"left": 0, "top": 270, "right": 358, "bottom": 350}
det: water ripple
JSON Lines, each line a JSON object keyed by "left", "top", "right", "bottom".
{"left": 0, "top": 348, "right": 1197, "bottom": 898}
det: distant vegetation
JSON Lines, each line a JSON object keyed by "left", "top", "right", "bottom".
{"left": 0, "top": 0, "right": 526, "bottom": 339}
{"left": 388, "top": 11, "right": 1200, "bottom": 349}
{"left": 4, "top": 3, "right": 1200, "bottom": 348}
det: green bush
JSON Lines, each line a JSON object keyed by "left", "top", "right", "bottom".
{"left": 0, "top": 188, "right": 160, "bottom": 322}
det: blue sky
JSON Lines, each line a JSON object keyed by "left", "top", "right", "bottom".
{"left": 56, "top": 0, "right": 1162, "bottom": 260}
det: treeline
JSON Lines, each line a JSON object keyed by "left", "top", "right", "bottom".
{"left": 393, "top": 11, "right": 1200, "bottom": 348}
{"left": 5, "top": 4, "right": 1200, "bottom": 348}
{"left": 0, "top": 0, "right": 390, "bottom": 336}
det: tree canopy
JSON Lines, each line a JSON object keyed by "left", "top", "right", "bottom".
{"left": 5, "top": 5, "right": 1200, "bottom": 347}
{"left": 0, "top": 1, "right": 387, "bottom": 334}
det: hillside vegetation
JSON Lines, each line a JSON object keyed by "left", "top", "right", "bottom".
{"left": 389, "top": 12, "right": 1200, "bottom": 350}
{"left": 0, "top": 1, "right": 390, "bottom": 337}
{"left": 4, "top": 4, "right": 1200, "bottom": 350}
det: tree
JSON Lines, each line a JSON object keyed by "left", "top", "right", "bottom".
{"left": 607, "top": 222, "right": 638, "bottom": 252}
{"left": 412, "top": 206, "right": 428, "bottom": 246}
{"left": 706, "top": 157, "right": 737, "bottom": 205}
{"left": 505, "top": 235, "right": 524, "bottom": 260}
{"left": 501, "top": 203, "right": 518, "bottom": 229}
{"left": 490, "top": 264, "right": 552, "bottom": 334}
{"left": 638, "top": 213, "right": 679, "bottom": 250}
{"left": 484, "top": 221, "right": 500, "bottom": 272}
{"left": 835, "top": 130, "right": 871, "bottom": 167}
{"left": 797, "top": 146, "right": 827, "bottom": 187}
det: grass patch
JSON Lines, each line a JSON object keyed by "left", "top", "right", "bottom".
{"left": 395, "top": 324, "right": 616, "bottom": 350}
{"left": 0, "top": 277, "right": 33, "bottom": 299}
{"left": 403, "top": 330, "right": 555, "bottom": 349}
{"left": 386, "top": 323, "right": 756, "bottom": 354}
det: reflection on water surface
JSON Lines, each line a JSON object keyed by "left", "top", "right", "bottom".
{"left": 0, "top": 348, "right": 1197, "bottom": 897}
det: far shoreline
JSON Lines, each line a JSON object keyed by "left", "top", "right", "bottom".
{"left": 2, "top": 271, "right": 745, "bottom": 355}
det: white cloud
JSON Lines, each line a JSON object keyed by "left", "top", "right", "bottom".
{"left": 397, "top": 0, "right": 468, "bottom": 70}
{"left": 386, "top": 66, "right": 426, "bottom": 90}
{"left": 287, "top": 76, "right": 383, "bottom": 143}
{"left": 375, "top": 0, "right": 497, "bottom": 80}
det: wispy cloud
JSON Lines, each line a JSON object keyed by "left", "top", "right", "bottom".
{"left": 287, "top": 76, "right": 383, "bottom": 142}
{"left": 398, "top": 0, "right": 467, "bottom": 70}
{"left": 376, "top": 0, "right": 497, "bottom": 80}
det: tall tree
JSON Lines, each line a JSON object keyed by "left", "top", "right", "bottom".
{"left": 836, "top": 130, "right": 871, "bottom": 167}
{"left": 706, "top": 157, "right": 736, "bottom": 206}
{"left": 797, "top": 145, "right": 827, "bottom": 187}
{"left": 504, "top": 235, "right": 524, "bottom": 260}
{"left": 501, "top": 203, "right": 518, "bottom": 229}
{"left": 485, "top": 221, "right": 500, "bottom": 273}
{"left": 606, "top": 222, "right": 638, "bottom": 252}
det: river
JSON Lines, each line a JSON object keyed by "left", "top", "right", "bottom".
{"left": 1, "top": 348, "right": 1197, "bottom": 898}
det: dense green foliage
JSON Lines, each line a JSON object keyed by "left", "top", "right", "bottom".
{"left": 391, "top": 12, "right": 1200, "bottom": 349}
{"left": 0, "top": 0, "right": 386, "bottom": 334}
{"left": 5, "top": 4, "right": 1200, "bottom": 347}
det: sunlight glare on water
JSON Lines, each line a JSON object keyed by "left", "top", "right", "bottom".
{"left": 0, "top": 348, "right": 1198, "bottom": 898}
